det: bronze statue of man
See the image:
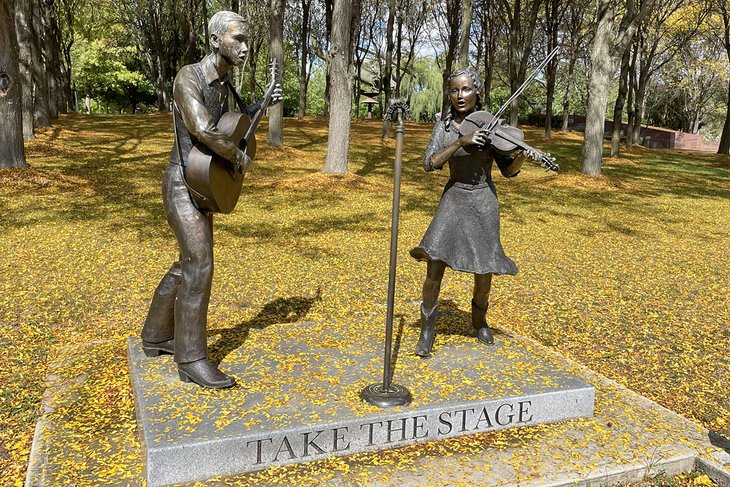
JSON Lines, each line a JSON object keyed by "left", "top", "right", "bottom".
{"left": 141, "top": 11, "right": 282, "bottom": 388}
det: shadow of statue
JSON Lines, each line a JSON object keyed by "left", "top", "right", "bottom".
{"left": 207, "top": 291, "right": 320, "bottom": 365}
{"left": 709, "top": 430, "right": 730, "bottom": 453}
{"left": 386, "top": 315, "right": 406, "bottom": 386}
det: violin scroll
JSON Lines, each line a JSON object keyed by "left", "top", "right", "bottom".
{"left": 517, "top": 147, "right": 558, "bottom": 172}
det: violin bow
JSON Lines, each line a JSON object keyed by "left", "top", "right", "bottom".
{"left": 485, "top": 46, "right": 561, "bottom": 133}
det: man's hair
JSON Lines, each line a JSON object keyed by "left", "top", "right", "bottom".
{"left": 208, "top": 11, "right": 247, "bottom": 44}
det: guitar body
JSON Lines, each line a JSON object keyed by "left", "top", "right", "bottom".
{"left": 185, "top": 112, "right": 257, "bottom": 214}
{"left": 182, "top": 59, "right": 278, "bottom": 213}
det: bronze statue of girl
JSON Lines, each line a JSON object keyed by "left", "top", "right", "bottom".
{"left": 410, "top": 67, "right": 537, "bottom": 357}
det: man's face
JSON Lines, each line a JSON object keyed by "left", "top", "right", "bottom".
{"left": 217, "top": 21, "right": 249, "bottom": 67}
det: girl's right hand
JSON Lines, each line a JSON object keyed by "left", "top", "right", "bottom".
{"left": 460, "top": 129, "right": 490, "bottom": 148}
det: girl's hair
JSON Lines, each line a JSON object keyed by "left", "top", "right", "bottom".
{"left": 444, "top": 67, "right": 483, "bottom": 131}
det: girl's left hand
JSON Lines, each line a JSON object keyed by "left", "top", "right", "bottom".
{"left": 524, "top": 148, "right": 541, "bottom": 161}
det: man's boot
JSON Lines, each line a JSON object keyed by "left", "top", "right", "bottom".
{"left": 178, "top": 358, "right": 236, "bottom": 389}
{"left": 415, "top": 303, "right": 438, "bottom": 357}
{"left": 142, "top": 338, "right": 175, "bottom": 357}
{"left": 471, "top": 299, "right": 495, "bottom": 345}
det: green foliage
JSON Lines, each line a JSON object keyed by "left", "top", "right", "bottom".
{"left": 72, "top": 35, "right": 154, "bottom": 113}
{"left": 407, "top": 57, "right": 443, "bottom": 122}
{"left": 306, "top": 65, "right": 327, "bottom": 116}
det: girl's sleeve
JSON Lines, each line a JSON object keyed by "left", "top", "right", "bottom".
{"left": 423, "top": 121, "right": 446, "bottom": 172}
{"left": 494, "top": 148, "right": 525, "bottom": 178}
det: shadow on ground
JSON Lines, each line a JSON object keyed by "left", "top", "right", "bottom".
{"left": 207, "top": 293, "right": 320, "bottom": 365}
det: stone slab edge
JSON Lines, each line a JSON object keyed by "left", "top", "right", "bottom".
{"left": 24, "top": 416, "right": 50, "bottom": 487}
{"left": 137, "top": 384, "right": 593, "bottom": 485}
{"left": 499, "top": 329, "right": 730, "bottom": 487}
{"left": 696, "top": 452, "right": 730, "bottom": 487}
{"left": 533, "top": 452, "right": 697, "bottom": 487}
{"left": 25, "top": 334, "right": 730, "bottom": 487}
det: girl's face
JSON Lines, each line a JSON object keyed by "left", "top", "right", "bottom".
{"left": 449, "top": 75, "right": 478, "bottom": 116}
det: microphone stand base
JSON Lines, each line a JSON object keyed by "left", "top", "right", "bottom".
{"left": 360, "top": 383, "right": 413, "bottom": 408}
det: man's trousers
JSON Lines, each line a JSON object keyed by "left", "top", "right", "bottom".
{"left": 142, "top": 162, "right": 213, "bottom": 364}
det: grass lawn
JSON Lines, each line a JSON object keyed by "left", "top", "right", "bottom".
{"left": 0, "top": 114, "right": 728, "bottom": 484}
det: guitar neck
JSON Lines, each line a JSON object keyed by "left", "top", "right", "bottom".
{"left": 243, "top": 93, "right": 273, "bottom": 145}
{"left": 243, "top": 62, "right": 278, "bottom": 145}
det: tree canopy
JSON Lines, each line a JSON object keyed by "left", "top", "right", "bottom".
{"left": 3, "top": 0, "right": 730, "bottom": 171}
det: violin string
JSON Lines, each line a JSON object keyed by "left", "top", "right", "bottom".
{"left": 486, "top": 47, "right": 560, "bottom": 133}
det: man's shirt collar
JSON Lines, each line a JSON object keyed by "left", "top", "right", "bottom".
{"left": 201, "top": 54, "right": 230, "bottom": 85}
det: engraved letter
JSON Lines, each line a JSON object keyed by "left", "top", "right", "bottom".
{"left": 273, "top": 436, "right": 297, "bottom": 462}
{"left": 495, "top": 403, "right": 515, "bottom": 426}
{"left": 360, "top": 421, "right": 383, "bottom": 446}
{"left": 332, "top": 426, "right": 351, "bottom": 452}
{"left": 412, "top": 415, "right": 428, "bottom": 439}
{"left": 473, "top": 407, "right": 494, "bottom": 430}
{"left": 455, "top": 408, "right": 475, "bottom": 432}
{"left": 386, "top": 418, "right": 409, "bottom": 443}
{"left": 246, "top": 437, "right": 274, "bottom": 465}
{"left": 438, "top": 411, "right": 453, "bottom": 435}
{"left": 302, "top": 430, "right": 326, "bottom": 456}
{"left": 518, "top": 401, "right": 533, "bottom": 423}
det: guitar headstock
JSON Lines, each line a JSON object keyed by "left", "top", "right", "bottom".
{"left": 264, "top": 59, "right": 278, "bottom": 99}
{"left": 269, "top": 59, "right": 278, "bottom": 85}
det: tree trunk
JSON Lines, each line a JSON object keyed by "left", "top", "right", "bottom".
{"left": 381, "top": 0, "right": 395, "bottom": 139}
{"left": 268, "top": 0, "right": 285, "bottom": 146}
{"left": 610, "top": 48, "right": 630, "bottom": 157}
{"left": 506, "top": 0, "right": 541, "bottom": 126}
{"left": 544, "top": 0, "right": 559, "bottom": 139}
{"left": 202, "top": 0, "right": 209, "bottom": 52}
{"left": 1, "top": 0, "right": 28, "bottom": 168}
{"left": 457, "top": 0, "right": 472, "bottom": 68}
{"left": 441, "top": 0, "right": 460, "bottom": 117}
{"left": 581, "top": 0, "right": 614, "bottom": 176}
{"left": 184, "top": 0, "right": 199, "bottom": 65}
{"left": 45, "top": 2, "right": 66, "bottom": 115}
{"left": 626, "top": 43, "right": 637, "bottom": 148}
{"left": 298, "top": 0, "right": 311, "bottom": 120}
{"left": 719, "top": 80, "right": 730, "bottom": 154}
{"left": 31, "top": 0, "right": 50, "bottom": 128}
{"left": 718, "top": 1, "right": 730, "bottom": 154}
{"left": 323, "top": 0, "right": 333, "bottom": 116}
{"left": 561, "top": 56, "right": 576, "bottom": 130}
{"left": 544, "top": 62, "right": 556, "bottom": 139}
{"left": 14, "top": 0, "right": 34, "bottom": 139}
{"left": 155, "top": 53, "right": 169, "bottom": 111}
{"left": 40, "top": 2, "right": 59, "bottom": 119}
{"left": 630, "top": 34, "right": 649, "bottom": 146}
{"left": 581, "top": 0, "right": 648, "bottom": 173}
{"left": 323, "top": 0, "right": 354, "bottom": 174}
{"left": 59, "top": 0, "right": 74, "bottom": 112}
{"left": 631, "top": 73, "right": 648, "bottom": 146}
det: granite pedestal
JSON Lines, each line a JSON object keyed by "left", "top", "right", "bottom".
{"left": 127, "top": 323, "right": 594, "bottom": 486}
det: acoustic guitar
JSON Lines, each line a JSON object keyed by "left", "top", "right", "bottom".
{"left": 185, "top": 60, "right": 278, "bottom": 214}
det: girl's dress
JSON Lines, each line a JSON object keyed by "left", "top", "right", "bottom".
{"left": 409, "top": 119, "right": 519, "bottom": 275}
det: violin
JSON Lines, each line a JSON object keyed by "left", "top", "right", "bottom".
{"left": 458, "top": 110, "right": 559, "bottom": 172}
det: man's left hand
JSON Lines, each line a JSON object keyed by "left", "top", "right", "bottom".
{"left": 271, "top": 84, "right": 284, "bottom": 105}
